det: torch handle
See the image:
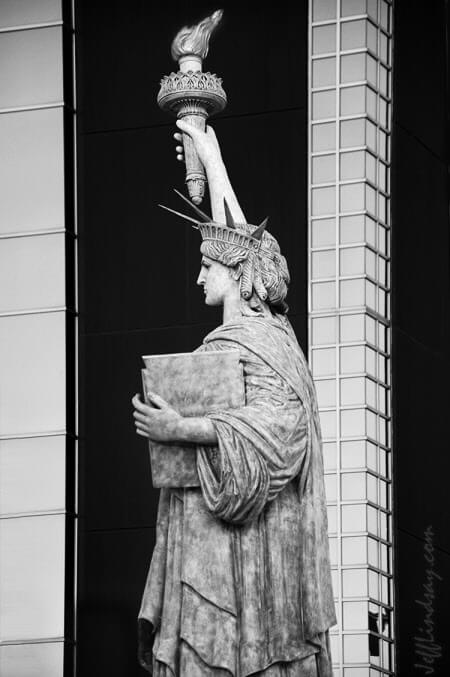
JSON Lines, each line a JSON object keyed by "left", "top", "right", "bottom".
{"left": 179, "top": 112, "right": 207, "bottom": 205}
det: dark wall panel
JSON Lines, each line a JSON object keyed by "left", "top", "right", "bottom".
{"left": 392, "top": 1, "right": 450, "bottom": 674}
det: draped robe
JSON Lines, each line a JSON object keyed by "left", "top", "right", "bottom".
{"left": 139, "top": 314, "right": 337, "bottom": 676}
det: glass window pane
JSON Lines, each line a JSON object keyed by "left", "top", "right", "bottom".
{"left": 368, "top": 441, "right": 377, "bottom": 471}
{"left": 341, "top": 20, "right": 366, "bottom": 50}
{"left": 380, "top": 0, "right": 390, "bottom": 31}
{"left": 0, "top": 108, "right": 65, "bottom": 234}
{"left": 343, "top": 634, "right": 369, "bottom": 663}
{"left": 341, "top": 346, "right": 365, "bottom": 373}
{"left": 312, "top": 154, "right": 336, "bottom": 183}
{"left": 366, "top": 216, "right": 377, "bottom": 247}
{"left": 341, "top": 440, "right": 366, "bottom": 467}
{"left": 340, "top": 215, "right": 365, "bottom": 243}
{"left": 366, "top": 54, "right": 377, "bottom": 86}
{"left": 328, "top": 536, "right": 338, "bottom": 565}
{"left": 343, "top": 568, "right": 368, "bottom": 596}
{"left": 340, "top": 314, "right": 365, "bottom": 342}
{"left": 368, "top": 537, "right": 379, "bottom": 567}
{"left": 366, "top": 120, "right": 377, "bottom": 151}
{"left": 0, "top": 1, "right": 61, "bottom": 29}
{"left": 312, "top": 218, "right": 336, "bottom": 247}
{"left": 343, "top": 601, "right": 368, "bottom": 630}
{"left": 366, "top": 86, "right": 377, "bottom": 118}
{"left": 312, "top": 250, "right": 336, "bottom": 278}
{"left": 366, "top": 280, "right": 376, "bottom": 310}
{"left": 367, "top": 0, "right": 378, "bottom": 21}
{"left": 340, "top": 279, "right": 365, "bottom": 307}
{"left": 312, "top": 57, "right": 336, "bottom": 87}
{"left": 0, "top": 234, "right": 65, "bottom": 312}
{"left": 323, "top": 442, "right": 337, "bottom": 471}
{"left": 312, "top": 122, "right": 336, "bottom": 151}
{"left": 0, "top": 27, "right": 62, "bottom": 109}
{"left": 324, "top": 473, "right": 338, "bottom": 500}
{"left": 379, "top": 97, "right": 388, "bottom": 127}
{"left": 341, "top": 377, "right": 365, "bottom": 405}
{"left": 0, "top": 515, "right": 65, "bottom": 640}
{"left": 366, "top": 152, "right": 377, "bottom": 182}
{"left": 368, "top": 505, "right": 378, "bottom": 534}
{"left": 379, "top": 129, "right": 388, "bottom": 160}
{"left": 0, "top": 312, "right": 66, "bottom": 436}
{"left": 341, "top": 119, "right": 365, "bottom": 147}
{"left": 366, "top": 315, "right": 376, "bottom": 344}
{"left": 312, "top": 90, "right": 336, "bottom": 120}
{"left": 341, "top": 54, "right": 366, "bottom": 83}
{"left": 327, "top": 505, "right": 337, "bottom": 532}
{"left": 320, "top": 410, "right": 337, "bottom": 438}
{"left": 341, "top": 0, "right": 367, "bottom": 17}
{"left": 312, "top": 316, "right": 337, "bottom": 344}
{"left": 312, "top": 0, "right": 337, "bottom": 21}
{"left": 340, "top": 151, "right": 365, "bottom": 180}
{"left": 312, "top": 348, "right": 336, "bottom": 376}
{"left": 380, "top": 32, "right": 388, "bottom": 63}
{"left": 342, "top": 536, "right": 367, "bottom": 566}
{"left": 340, "top": 85, "right": 369, "bottom": 117}
{"left": 367, "top": 20, "right": 377, "bottom": 52}
{"left": 0, "top": 642, "right": 64, "bottom": 677}
{"left": 340, "top": 247, "right": 365, "bottom": 275}
{"left": 312, "top": 186, "right": 336, "bottom": 216}
{"left": 341, "top": 409, "right": 366, "bottom": 437}
{"left": 342, "top": 504, "right": 366, "bottom": 532}
{"left": 340, "top": 183, "right": 365, "bottom": 212}
{"left": 316, "top": 379, "right": 337, "bottom": 407}
{"left": 313, "top": 24, "right": 336, "bottom": 54}
{"left": 379, "top": 64, "right": 389, "bottom": 96}
{"left": 0, "top": 435, "right": 65, "bottom": 516}
{"left": 312, "top": 281, "right": 336, "bottom": 310}
{"left": 366, "top": 378, "right": 377, "bottom": 408}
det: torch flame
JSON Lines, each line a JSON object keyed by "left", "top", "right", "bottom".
{"left": 171, "top": 9, "right": 223, "bottom": 62}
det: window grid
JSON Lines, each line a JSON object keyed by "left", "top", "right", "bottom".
{"left": 308, "top": 1, "right": 394, "bottom": 674}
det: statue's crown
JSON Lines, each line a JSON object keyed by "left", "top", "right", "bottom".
{"left": 159, "top": 190, "right": 281, "bottom": 265}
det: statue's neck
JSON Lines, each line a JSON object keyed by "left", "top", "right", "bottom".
{"left": 222, "top": 293, "right": 242, "bottom": 324}
{"left": 222, "top": 293, "right": 272, "bottom": 324}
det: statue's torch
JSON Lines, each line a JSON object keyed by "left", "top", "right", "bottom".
{"left": 157, "top": 9, "right": 227, "bottom": 205}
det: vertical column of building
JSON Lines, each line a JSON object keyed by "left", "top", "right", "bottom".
{"left": 0, "top": 2, "right": 76, "bottom": 676}
{"left": 308, "top": 0, "right": 393, "bottom": 675}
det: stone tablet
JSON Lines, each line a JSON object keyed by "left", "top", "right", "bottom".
{"left": 141, "top": 350, "right": 245, "bottom": 487}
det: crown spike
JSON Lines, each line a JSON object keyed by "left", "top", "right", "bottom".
{"left": 173, "top": 188, "right": 211, "bottom": 222}
{"left": 223, "top": 198, "right": 236, "bottom": 229}
{"left": 158, "top": 204, "right": 199, "bottom": 227}
{"left": 252, "top": 216, "right": 269, "bottom": 241}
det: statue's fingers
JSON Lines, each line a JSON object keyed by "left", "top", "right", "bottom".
{"left": 132, "top": 393, "right": 148, "bottom": 412}
{"left": 176, "top": 118, "right": 202, "bottom": 138}
{"left": 136, "top": 429, "right": 149, "bottom": 439}
{"left": 173, "top": 132, "right": 182, "bottom": 142}
{"left": 133, "top": 411, "right": 148, "bottom": 423}
{"left": 175, "top": 145, "right": 183, "bottom": 153}
{"left": 176, "top": 154, "right": 184, "bottom": 162}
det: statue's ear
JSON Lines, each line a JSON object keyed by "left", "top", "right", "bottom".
{"left": 229, "top": 262, "right": 243, "bottom": 281}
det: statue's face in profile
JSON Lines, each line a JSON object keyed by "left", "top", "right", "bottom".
{"left": 197, "top": 256, "right": 238, "bottom": 306}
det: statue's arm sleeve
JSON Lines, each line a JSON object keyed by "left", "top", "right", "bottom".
{"left": 196, "top": 400, "right": 309, "bottom": 525}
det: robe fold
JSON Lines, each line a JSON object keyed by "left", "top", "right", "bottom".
{"left": 139, "top": 315, "right": 337, "bottom": 676}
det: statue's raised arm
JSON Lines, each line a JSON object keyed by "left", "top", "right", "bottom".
{"left": 174, "top": 119, "right": 246, "bottom": 224}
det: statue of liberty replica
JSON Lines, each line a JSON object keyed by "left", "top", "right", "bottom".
{"left": 132, "top": 11, "right": 336, "bottom": 676}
